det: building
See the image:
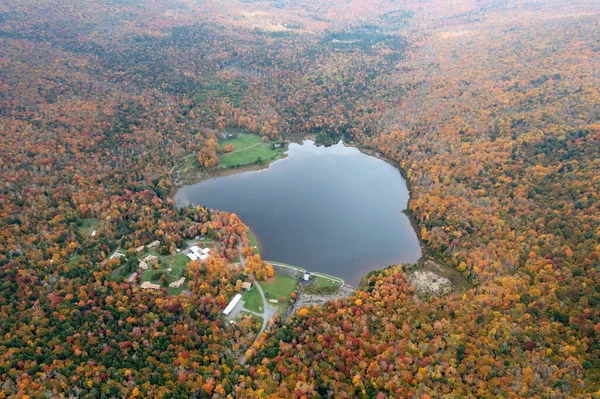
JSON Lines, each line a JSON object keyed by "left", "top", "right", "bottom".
{"left": 303, "top": 272, "right": 311, "bottom": 282}
{"left": 223, "top": 294, "right": 242, "bottom": 316}
{"left": 186, "top": 246, "right": 211, "bottom": 261}
{"left": 140, "top": 281, "right": 160, "bottom": 290}
{"left": 147, "top": 240, "right": 160, "bottom": 248}
{"left": 139, "top": 255, "right": 158, "bottom": 270}
{"left": 135, "top": 245, "right": 145, "bottom": 253}
{"left": 241, "top": 282, "right": 252, "bottom": 291}
{"left": 91, "top": 230, "right": 97, "bottom": 237}
{"left": 169, "top": 277, "right": 186, "bottom": 288}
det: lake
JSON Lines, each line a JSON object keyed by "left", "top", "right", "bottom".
{"left": 174, "top": 140, "right": 421, "bottom": 286}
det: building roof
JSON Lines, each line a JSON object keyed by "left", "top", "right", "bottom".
{"left": 186, "top": 246, "right": 211, "bottom": 261}
{"left": 147, "top": 240, "right": 160, "bottom": 248}
{"left": 140, "top": 281, "right": 160, "bottom": 290}
{"left": 169, "top": 277, "right": 186, "bottom": 288}
{"left": 223, "top": 294, "right": 242, "bottom": 315}
{"left": 241, "top": 282, "right": 252, "bottom": 290}
{"left": 135, "top": 245, "right": 145, "bottom": 253}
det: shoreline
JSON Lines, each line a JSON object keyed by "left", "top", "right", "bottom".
{"left": 345, "top": 139, "right": 471, "bottom": 292}
{"left": 169, "top": 151, "right": 289, "bottom": 201}
{"left": 169, "top": 135, "right": 470, "bottom": 295}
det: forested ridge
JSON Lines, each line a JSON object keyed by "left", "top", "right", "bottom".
{"left": 1, "top": 0, "right": 599, "bottom": 397}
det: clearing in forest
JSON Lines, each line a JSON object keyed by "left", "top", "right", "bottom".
{"left": 219, "top": 133, "right": 285, "bottom": 167}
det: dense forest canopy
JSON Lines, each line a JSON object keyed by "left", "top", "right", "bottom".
{"left": 1, "top": 0, "right": 599, "bottom": 397}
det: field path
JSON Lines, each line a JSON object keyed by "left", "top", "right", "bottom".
{"left": 230, "top": 142, "right": 261, "bottom": 153}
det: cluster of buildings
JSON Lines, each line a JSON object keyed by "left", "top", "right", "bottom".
{"left": 135, "top": 240, "right": 211, "bottom": 292}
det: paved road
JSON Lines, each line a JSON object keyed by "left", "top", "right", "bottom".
{"left": 236, "top": 234, "right": 270, "bottom": 364}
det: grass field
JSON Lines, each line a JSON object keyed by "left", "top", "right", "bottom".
{"left": 77, "top": 218, "right": 99, "bottom": 237}
{"left": 243, "top": 289, "right": 264, "bottom": 313}
{"left": 67, "top": 256, "right": 79, "bottom": 266}
{"left": 173, "top": 253, "right": 189, "bottom": 269}
{"left": 247, "top": 228, "right": 260, "bottom": 254}
{"left": 261, "top": 275, "right": 297, "bottom": 302}
{"left": 219, "top": 133, "right": 285, "bottom": 167}
{"left": 316, "top": 275, "right": 343, "bottom": 288}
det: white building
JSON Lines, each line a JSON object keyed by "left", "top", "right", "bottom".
{"left": 186, "top": 246, "right": 211, "bottom": 261}
{"left": 223, "top": 294, "right": 242, "bottom": 316}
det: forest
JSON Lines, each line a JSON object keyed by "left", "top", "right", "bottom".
{"left": 1, "top": 0, "right": 599, "bottom": 397}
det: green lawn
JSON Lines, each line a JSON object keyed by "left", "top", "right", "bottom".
{"left": 316, "top": 275, "right": 343, "bottom": 288}
{"left": 67, "top": 256, "right": 79, "bottom": 267}
{"left": 77, "top": 218, "right": 99, "bottom": 237}
{"left": 261, "top": 275, "right": 297, "bottom": 302}
{"left": 166, "top": 280, "right": 189, "bottom": 296}
{"left": 173, "top": 253, "right": 190, "bottom": 269}
{"left": 243, "top": 289, "right": 264, "bottom": 313}
{"left": 219, "top": 133, "right": 285, "bottom": 167}
{"left": 246, "top": 228, "right": 260, "bottom": 254}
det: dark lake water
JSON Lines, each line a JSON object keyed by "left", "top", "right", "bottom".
{"left": 174, "top": 140, "right": 421, "bottom": 286}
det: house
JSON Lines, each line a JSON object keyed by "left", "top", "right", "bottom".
{"left": 169, "top": 277, "right": 186, "bottom": 288}
{"left": 135, "top": 245, "right": 145, "bottom": 253}
{"left": 139, "top": 255, "right": 158, "bottom": 270}
{"left": 143, "top": 255, "right": 158, "bottom": 263}
{"left": 186, "top": 246, "right": 211, "bottom": 261}
{"left": 223, "top": 294, "right": 242, "bottom": 316}
{"left": 302, "top": 272, "right": 311, "bottom": 282}
{"left": 140, "top": 281, "right": 160, "bottom": 290}
{"left": 269, "top": 298, "right": 279, "bottom": 304}
{"left": 91, "top": 230, "right": 97, "bottom": 237}
{"left": 271, "top": 142, "right": 284, "bottom": 149}
{"left": 241, "top": 282, "right": 252, "bottom": 291}
{"left": 147, "top": 240, "right": 160, "bottom": 249}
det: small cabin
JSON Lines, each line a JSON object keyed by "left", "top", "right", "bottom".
{"left": 241, "top": 282, "right": 252, "bottom": 291}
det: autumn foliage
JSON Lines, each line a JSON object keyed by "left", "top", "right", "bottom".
{"left": 0, "top": 0, "right": 599, "bottom": 397}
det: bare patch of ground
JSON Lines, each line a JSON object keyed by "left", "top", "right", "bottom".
{"left": 407, "top": 269, "right": 452, "bottom": 296}
{"left": 406, "top": 259, "right": 470, "bottom": 297}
